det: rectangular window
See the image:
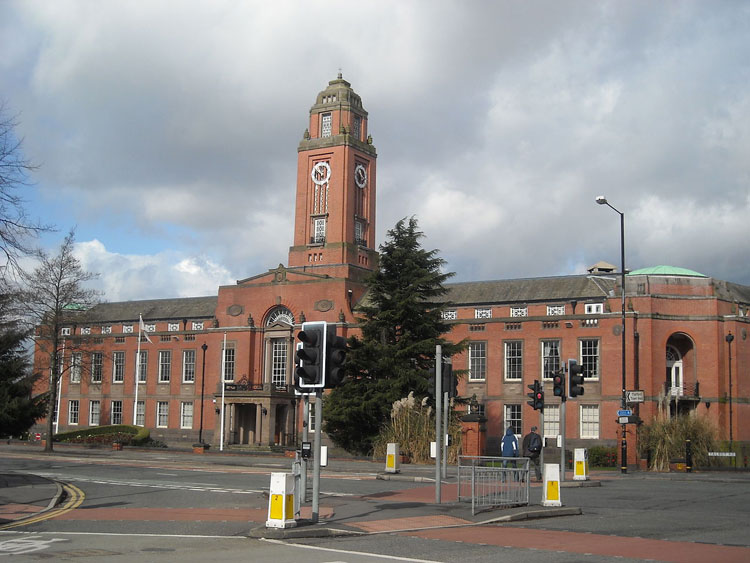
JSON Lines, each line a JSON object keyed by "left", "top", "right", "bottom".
{"left": 91, "top": 352, "right": 103, "bottom": 383}
{"left": 271, "top": 338, "right": 287, "bottom": 387}
{"left": 159, "top": 350, "right": 171, "bottom": 383}
{"left": 355, "top": 219, "right": 365, "bottom": 246}
{"left": 182, "top": 350, "right": 196, "bottom": 383}
{"left": 474, "top": 308, "right": 492, "bottom": 319}
{"left": 113, "top": 351, "right": 125, "bottom": 383}
{"left": 136, "top": 350, "right": 147, "bottom": 383}
{"left": 580, "top": 404, "right": 600, "bottom": 438}
{"left": 81, "top": 327, "right": 91, "bottom": 335}
{"left": 102, "top": 325, "right": 112, "bottom": 334}
{"left": 503, "top": 404, "right": 521, "bottom": 435}
{"left": 313, "top": 217, "right": 326, "bottom": 243}
{"left": 504, "top": 341, "right": 523, "bottom": 380}
{"left": 191, "top": 322, "right": 204, "bottom": 331}
{"left": 122, "top": 324, "right": 133, "bottom": 333}
{"left": 352, "top": 115, "right": 361, "bottom": 140}
{"left": 442, "top": 310, "right": 457, "bottom": 320}
{"left": 541, "top": 340, "right": 561, "bottom": 380}
{"left": 61, "top": 327, "right": 71, "bottom": 336}
{"left": 580, "top": 339, "right": 600, "bottom": 379}
{"left": 547, "top": 305, "right": 566, "bottom": 316}
{"left": 111, "top": 400, "right": 123, "bottom": 425}
{"left": 157, "top": 401, "right": 169, "bottom": 428}
{"left": 180, "top": 402, "right": 193, "bottom": 429}
{"left": 510, "top": 306, "right": 528, "bottom": 317}
{"left": 308, "top": 407, "right": 316, "bottom": 433}
{"left": 68, "top": 400, "right": 79, "bottom": 425}
{"left": 89, "top": 400, "right": 100, "bottom": 426}
{"left": 543, "top": 404, "right": 560, "bottom": 439}
{"left": 115, "top": 336, "right": 125, "bottom": 344}
{"left": 135, "top": 401, "right": 145, "bottom": 426}
{"left": 223, "top": 343, "right": 235, "bottom": 381}
{"left": 321, "top": 112, "right": 332, "bottom": 137}
{"left": 468, "top": 341, "right": 487, "bottom": 381}
{"left": 585, "top": 303, "right": 603, "bottom": 314}
{"left": 168, "top": 323, "right": 180, "bottom": 331}
{"left": 70, "top": 352, "right": 82, "bottom": 383}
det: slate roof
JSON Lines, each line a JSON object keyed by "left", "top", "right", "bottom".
{"left": 441, "top": 275, "right": 617, "bottom": 306}
{"left": 72, "top": 296, "right": 218, "bottom": 324}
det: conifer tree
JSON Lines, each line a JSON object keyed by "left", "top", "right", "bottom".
{"left": 323, "top": 217, "right": 464, "bottom": 455}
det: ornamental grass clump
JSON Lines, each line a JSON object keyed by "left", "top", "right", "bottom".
{"left": 638, "top": 392, "right": 716, "bottom": 471}
{"left": 372, "top": 392, "right": 462, "bottom": 463}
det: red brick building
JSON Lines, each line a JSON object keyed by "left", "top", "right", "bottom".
{"left": 33, "top": 76, "right": 749, "bottom": 462}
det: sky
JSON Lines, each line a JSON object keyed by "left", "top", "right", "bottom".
{"left": 2, "top": 0, "right": 749, "bottom": 302}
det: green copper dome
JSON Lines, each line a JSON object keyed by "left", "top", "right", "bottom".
{"left": 627, "top": 265, "right": 707, "bottom": 277}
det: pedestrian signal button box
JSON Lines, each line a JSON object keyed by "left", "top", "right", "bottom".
{"left": 266, "top": 472, "right": 296, "bottom": 529}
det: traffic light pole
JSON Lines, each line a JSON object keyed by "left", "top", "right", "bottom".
{"left": 301, "top": 395, "right": 309, "bottom": 502}
{"left": 311, "top": 390, "right": 322, "bottom": 523}
{"left": 435, "top": 345, "right": 442, "bottom": 504}
{"left": 442, "top": 391, "right": 449, "bottom": 480}
{"left": 559, "top": 399, "right": 566, "bottom": 483}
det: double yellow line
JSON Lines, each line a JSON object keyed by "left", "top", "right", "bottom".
{"left": 0, "top": 483, "right": 85, "bottom": 530}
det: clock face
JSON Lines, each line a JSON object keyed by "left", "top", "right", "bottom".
{"left": 354, "top": 164, "right": 367, "bottom": 188}
{"left": 311, "top": 161, "right": 331, "bottom": 185}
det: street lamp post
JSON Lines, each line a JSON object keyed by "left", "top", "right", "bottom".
{"left": 596, "top": 196, "right": 628, "bottom": 474}
{"left": 725, "top": 333, "right": 734, "bottom": 448}
{"left": 199, "top": 342, "right": 208, "bottom": 444}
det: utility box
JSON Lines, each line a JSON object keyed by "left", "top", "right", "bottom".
{"left": 266, "top": 472, "right": 296, "bottom": 529}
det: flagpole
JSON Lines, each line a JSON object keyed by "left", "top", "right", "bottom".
{"left": 220, "top": 331, "right": 227, "bottom": 451}
{"left": 56, "top": 339, "right": 65, "bottom": 435}
{"left": 134, "top": 315, "right": 142, "bottom": 425}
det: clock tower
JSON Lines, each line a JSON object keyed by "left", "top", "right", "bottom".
{"left": 288, "top": 74, "right": 378, "bottom": 281}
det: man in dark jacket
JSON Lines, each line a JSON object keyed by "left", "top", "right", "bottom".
{"left": 522, "top": 426, "right": 543, "bottom": 481}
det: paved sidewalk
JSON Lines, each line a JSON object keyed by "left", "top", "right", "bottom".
{"left": 0, "top": 473, "right": 62, "bottom": 526}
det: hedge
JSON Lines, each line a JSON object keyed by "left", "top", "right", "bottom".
{"left": 54, "top": 424, "right": 150, "bottom": 446}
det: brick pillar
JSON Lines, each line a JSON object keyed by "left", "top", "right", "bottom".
{"left": 460, "top": 413, "right": 487, "bottom": 457}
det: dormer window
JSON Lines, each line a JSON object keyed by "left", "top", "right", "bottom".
{"left": 321, "top": 113, "right": 332, "bottom": 138}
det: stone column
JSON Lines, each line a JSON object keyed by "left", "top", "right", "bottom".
{"left": 460, "top": 412, "right": 487, "bottom": 457}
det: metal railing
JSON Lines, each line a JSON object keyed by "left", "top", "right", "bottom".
{"left": 458, "top": 456, "right": 530, "bottom": 515}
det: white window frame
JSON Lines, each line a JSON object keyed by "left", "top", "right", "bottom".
{"left": 168, "top": 323, "right": 180, "bottom": 331}
{"left": 442, "top": 310, "right": 457, "bottom": 320}
{"left": 61, "top": 327, "right": 71, "bottom": 336}
{"left": 504, "top": 340, "right": 523, "bottom": 381}
{"left": 223, "top": 343, "right": 235, "bottom": 382}
{"left": 543, "top": 404, "right": 560, "bottom": 440}
{"left": 503, "top": 403, "right": 521, "bottom": 435}
{"left": 136, "top": 350, "right": 148, "bottom": 383}
{"left": 541, "top": 340, "right": 561, "bottom": 380}
{"left": 180, "top": 402, "right": 194, "bottom": 429}
{"left": 468, "top": 341, "right": 487, "bottom": 381}
{"left": 112, "top": 351, "right": 125, "bottom": 383}
{"left": 321, "top": 112, "right": 332, "bottom": 138}
{"left": 580, "top": 339, "right": 600, "bottom": 380}
{"left": 91, "top": 352, "right": 103, "bottom": 383}
{"left": 156, "top": 401, "right": 169, "bottom": 428}
{"left": 122, "top": 324, "right": 133, "bottom": 333}
{"left": 585, "top": 303, "right": 603, "bottom": 314}
{"left": 547, "top": 305, "right": 565, "bottom": 316}
{"left": 158, "top": 350, "right": 171, "bottom": 383}
{"left": 510, "top": 306, "right": 528, "bottom": 317}
{"left": 89, "top": 400, "right": 100, "bottom": 426}
{"left": 135, "top": 401, "right": 145, "bottom": 426}
{"left": 271, "top": 338, "right": 287, "bottom": 387}
{"left": 102, "top": 325, "right": 112, "bottom": 334}
{"left": 68, "top": 400, "right": 79, "bottom": 425}
{"left": 81, "top": 327, "right": 91, "bottom": 335}
{"left": 182, "top": 349, "right": 196, "bottom": 383}
{"left": 70, "top": 352, "right": 82, "bottom": 383}
{"left": 580, "top": 404, "right": 600, "bottom": 439}
{"left": 313, "top": 217, "right": 326, "bottom": 244}
{"left": 192, "top": 322, "right": 204, "bottom": 331}
{"left": 308, "top": 407, "right": 316, "bottom": 433}
{"left": 474, "top": 308, "right": 492, "bottom": 319}
{"left": 111, "top": 400, "right": 123, "bottom": 425}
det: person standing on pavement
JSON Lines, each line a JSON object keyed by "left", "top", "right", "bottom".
{"left": 522, "top": 426, "right": 543, "bottom": 481}
{"left": 501, "top": 427, "right": 519, "bottom": 468}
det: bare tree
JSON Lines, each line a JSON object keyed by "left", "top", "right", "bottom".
{"left": 0, "top": 103, "right": 53, "bottom": 274}
{"left": 22, "top": 231, "right": 99, "bottom": 452}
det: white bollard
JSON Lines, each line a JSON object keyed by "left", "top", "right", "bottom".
{"left": 542, "top": 463, "right": 562, "bottom": 507}
{"left": 573, "top": 448, "right": 589, "bottom": 481}
{"left": 386, "top": 442, "right": 400, "bottom": 473}
{"left": 266, "top": 472, "right": 297, "bottom": 528}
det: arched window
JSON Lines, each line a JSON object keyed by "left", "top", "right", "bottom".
{"left": 266, "top": 307, "right": 294, "bottom": 327}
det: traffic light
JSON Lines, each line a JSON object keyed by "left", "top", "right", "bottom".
{"left": 325, "top": 325, "right": 347, "bottom": 388}
{"left": 553, "top": 369, "right": 566, "bottom": 401}
{"left": 441, "top": 363, "right": 458, "bottom": 398}
{"left": 527, "top": 379, "right": 544, "bottom": 411}
{"left": 295, "top": 321, "right": 327, "bottom": 389}
{"left": 568, "top": 358, "right": 585, "bottom": 398}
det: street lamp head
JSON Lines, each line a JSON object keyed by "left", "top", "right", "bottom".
{"left": 726, "top": 333, "right": 734, "bottom": 344}
{"left": 596, "top": 195, "right": 608, "bottom": 205}
{"left": 201, "top": 342, "right": 208, "bottom": 352}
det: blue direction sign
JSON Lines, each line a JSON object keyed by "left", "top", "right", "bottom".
{"left": 617, "top": 409, "right": 632, "bottom": 417}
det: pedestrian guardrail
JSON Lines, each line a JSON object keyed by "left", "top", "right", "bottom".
{"left": 457, "top": 456, "right": 530, "bottom": 515}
